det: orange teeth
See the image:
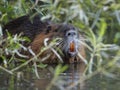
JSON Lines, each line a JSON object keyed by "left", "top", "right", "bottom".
{"left": 70, "top": 41, "right": 75, "bottom": 52}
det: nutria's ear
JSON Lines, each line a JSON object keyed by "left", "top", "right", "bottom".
{"left": 45, "top": 24, "right": 56, "bottom": 33}
{"left": 45, "top": 24, "right": 60, "bottom": 34}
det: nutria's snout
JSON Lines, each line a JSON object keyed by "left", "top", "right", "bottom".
{"left": 63, "top": 28, "right": 79, "bottom": 57}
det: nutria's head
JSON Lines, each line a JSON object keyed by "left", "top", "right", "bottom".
{"left": 45, "top": 23, "right": 81, "bottom": 58}
{"left": 63, "top": 26, "right": 79, "bottom": 57}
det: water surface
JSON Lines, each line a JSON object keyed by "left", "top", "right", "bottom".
{"left": 0, "top": 63, "right": 120, "bottom": 90}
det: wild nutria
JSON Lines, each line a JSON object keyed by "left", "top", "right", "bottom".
{"left": 31, "top": 23, "right": 86, "bottom": 63}
{"left": 3, "top": 15, "right": 86, "bottom": 64}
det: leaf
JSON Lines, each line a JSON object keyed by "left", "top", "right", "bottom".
{"left": 98, "top": 19, "right": 107, "bottom": 42}
{"left": 37, "top": 63, "right": 47, "bottom": 68}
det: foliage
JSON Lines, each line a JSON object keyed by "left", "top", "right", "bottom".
{"left": 0, "top": 0, "right": 120, "bottom": 89}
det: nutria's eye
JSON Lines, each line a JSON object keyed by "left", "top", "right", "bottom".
{"left": 67, "top": 32, "right": 71, "bottom": 36}
{"left": 66, "top": 31, "right": 77, "bottom": 36}
{"left": 67, "top": 32, "right": 76, "bottom": 36}
{"left": 46, "top": 25, "right": 51, "bottom": 33}
{"left": 73, "top": 32, "right": 76, "bottom": 35}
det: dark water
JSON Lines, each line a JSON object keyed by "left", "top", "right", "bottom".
{"left": 0, "top": 64, "right": 120, "bottom": 90}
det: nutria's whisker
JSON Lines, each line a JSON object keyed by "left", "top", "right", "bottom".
{"left": 55, "top": 39, "right": 63, "bottom": 47}
{"left": 59, "top": 43, "right": 64, "bottom": 48}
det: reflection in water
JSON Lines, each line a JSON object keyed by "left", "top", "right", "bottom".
{"left": 0, "top": 63, "right": 120, "bottom": 90}
{"left": 0, "top": 63, "right": 86, "bottom": 90}
{"left": 63, "top": 63, "right": 86, "bottom": 90}
{"left": 34, "top": 63, "right": 86, "bottom": 90}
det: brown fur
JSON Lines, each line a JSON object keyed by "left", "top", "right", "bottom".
{"left": 31, "top": 24, "right": 86, "bottom": 63}
{"left": 3, "top": 15, "right": 86, "bottom": 64}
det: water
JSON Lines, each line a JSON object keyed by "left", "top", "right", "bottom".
{"left": 0, "top": 63, "right": 120, "bottom": 90}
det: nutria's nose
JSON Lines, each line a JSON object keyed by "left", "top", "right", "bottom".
{"left": 66, "top": 30, "right": 77, "bottom": 37}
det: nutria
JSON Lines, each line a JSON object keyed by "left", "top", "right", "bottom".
{"left": 3, "top": 15, "right": 86, "bottom": 64}
{"left": 3, "top": 15, "right": 49, "bottom": 41}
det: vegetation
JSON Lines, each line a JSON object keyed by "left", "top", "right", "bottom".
{"left": 0, "top": 0, "right": 120, "bottom": 90}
